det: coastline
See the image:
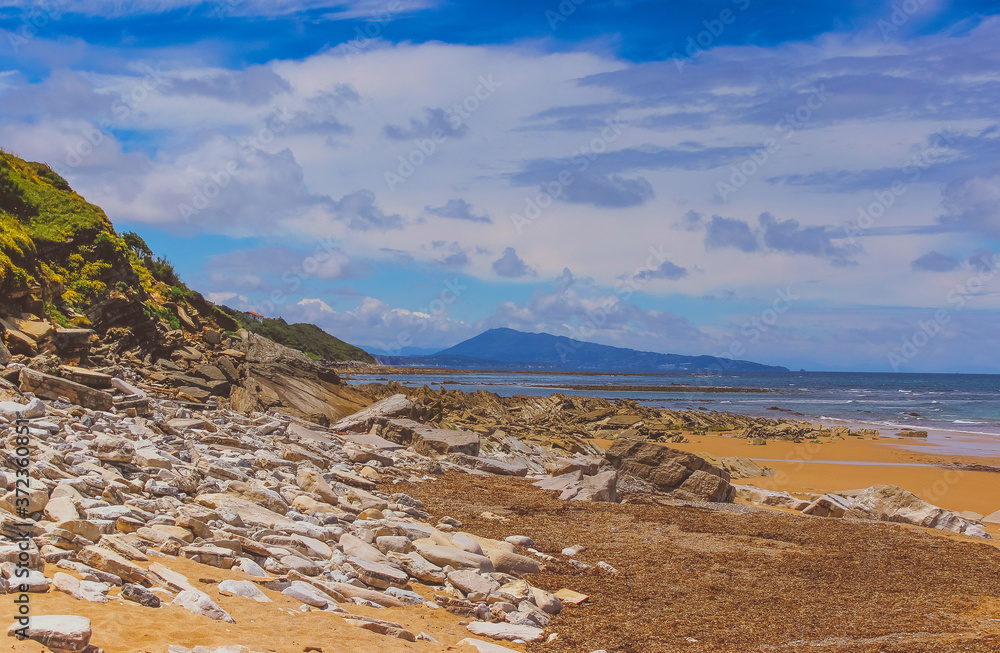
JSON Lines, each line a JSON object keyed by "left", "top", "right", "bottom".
{"left": 622, "top": 430, "right": 1000, "bottom": 535}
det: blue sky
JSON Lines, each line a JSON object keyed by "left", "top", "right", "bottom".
{"left": 2, "top": 0, "right": 1000, "bottom": 372}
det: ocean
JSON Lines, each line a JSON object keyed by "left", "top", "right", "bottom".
{"left": 345, "top": 370, "right": 1000, "bottom": 456}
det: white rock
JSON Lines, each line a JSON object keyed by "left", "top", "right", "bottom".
{"left": 466, "top": 621, "right": 545, "bottom": 642}
{"left": 457, "top": 638, "right": 523, "bottom": 652}
{"left": 218, "top": 580, "right": 271, "bottom": 603}
{"left": 172, "top": 590, "right": 237, "bottom": 623}
{"left": 6, "top": 615, "right": 92, "bottom": 652}
{"left": 282, "top": 581, "right": 330, "bottom": 608}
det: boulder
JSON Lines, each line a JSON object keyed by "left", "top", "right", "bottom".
{"left": 383, "top": 418, "right": 481, "bottom": 457}
{"left": 457, "top": 638, "right": 523, "bottom": 653}
{"left": 849, "top": 484, "right": 989, "bottom": 537}
{"left": 736, "top": 486, "right": 810, "bottom": 511}
{"left": 982, "top": 509, "right": 1000, "bottom": 525}
{"left": 572, "top": 470, "right": 618, "bottom": 502}
{"left": 415, "top": 544, "right": 495, "bottom": 572}
{"left": 605, "top": 439, "right": 736, "bottom": 502}
{"left": 331, "top": 394, "right": 413, "bottom": 432}
{"left": 19, "top": 368, "right": 114, "bottom": 412}
{"left": 6, "top": 615, "right": 92, "bottom": 652}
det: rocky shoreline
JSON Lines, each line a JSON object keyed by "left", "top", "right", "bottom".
{"left": 1, "top": 317, "right": 998, "bottom": 652}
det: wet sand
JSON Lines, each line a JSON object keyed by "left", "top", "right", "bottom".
{"left": 621, "top": 431, "right": 1000, "bottom": 523}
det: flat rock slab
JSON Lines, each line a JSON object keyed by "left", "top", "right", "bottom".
{"left": 20, "top": 368, "right": 114, "bottom": 412}
{"left": 466, "top": 621, "right": 545, "bottom": 642}
{"left": 331, "top": 393, "right": 412, "bottom": 432}
{"left": 338, "top": 432, "right": 405, "bottom": 451}
{"left": 386, "top": 418, "right": 480, "bottom": 457}
{"left": 458, "top": 638, "right": 523, "bottom": 653}
{"left": 7, "top": 615, "right": 92, "bottom": 652}
{"left": 59, "top": 365, "right": 113, "bottom": 390}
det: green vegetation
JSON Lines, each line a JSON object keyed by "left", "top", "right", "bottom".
{"left": 226, "top": 310, "right": 376, "bottom": 363}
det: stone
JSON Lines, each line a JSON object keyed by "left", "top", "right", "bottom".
{"left": 59, "top": 366, "right": 113, "bottom": 390}
{"left": 147, "top": 562, "right": 197, "bottom": 593}
{"left": 45, "top": 497, "right": 80, "bottom": 522}
{"left": 532, "top": 587, "right": 562, "bottom": 614}
{"left": 376, "top": 536, "right": 412, "bottom": 554}
{"left": 981, "top": 509, "right": 1000, "bottom": 525}
{"left": 19, "top": 368, "right": 114, "bottom": 412}
{"left": 736, "top": 486, "right": 810, "bottom": 511}
{"left": 77, "top": 546, "right": 148, "bottom": 585}
{"left": 448, "top": 570, "right": 499, "bottom": 598}
{"left": 121, "top": 583, "right": 161, "bottom": 607}
{"left": 383, "top": 418, "right": 481, "bottom": 456}
{"left": 296, "top": 467, "right": 339, "bottom": 505}
{"left": 340, "top": 533, "right": 387, "bottom": 563}
{"left": 554, "top": 588, "right": 589, "bottom": 605}
{"left": 218, "top": 579, "right": 271, "bottom": 603}
{"left": 6, "top": 615, "right": 92, "bottom": 652}
{"left": 282, "top": 581, "right": 330, "bottom": 608}
{"left": 482, "top": 548, "right": 541, "bottom": 576}
{"left": 52, "top": 572, "right": 109, "bottom": 603}
{"left": 322, "top": 582, "right": 404, "bottom": 608}
{"left": 0, "top": 476, "right": 48, "bottom": 515}
{"left": 849, "top": 484, "right": 988, "bottom": 537}
{"left": 172, "top": 589, "right": 237, "bottom": 623}
{"left": 457, "top": 638, "right": 523, "bottom": 653}
{"left": 466, "top": 621, "right": 545, "bottom": 643}
{"left": 505, "top": 535, "right": 535, "bottom": 547}
{"left": 351, "top": 558, "right": 410, "bottom": 589}
{"left": 415, "top": 544, "right": 495, "bottom": 572}
{"left": 572, "top": 470, "right": 618, "bottom": 502}
{"left": 331, "top": 394, "right": 412, "bottom": 432}
{"left": 605, "top": 439, "right": 735, "bottom": 502}
{"left": 0, "top": 340, "right": 9, "bottom": 366}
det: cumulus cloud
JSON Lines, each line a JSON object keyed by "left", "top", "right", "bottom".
{"left": 911, "top": 251, "right": 961, "bottom": 272}
{"left": 328, "top": 189, "right": 405, "bottom": 231}
{"left": 492, "top": 247, "right": 535, "bottom": 278}
{"left": 425, "top": 198, "right": 491, "bottom": 223}
{"left": 203, "top": 244, "right": 366, "bottom": 293}
{"left": 431, "top": 241, "right": 470, "bottom": 267}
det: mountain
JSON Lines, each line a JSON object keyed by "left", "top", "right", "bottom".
{"left": 224, "top": 310, "right": 376, "bottom": 364}
{"left": 376, "top": 328, "right": 788, "bottom": 372}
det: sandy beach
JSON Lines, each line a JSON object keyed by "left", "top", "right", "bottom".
{"left": 634, "top": 430, "right": 1000, "bottom": 535}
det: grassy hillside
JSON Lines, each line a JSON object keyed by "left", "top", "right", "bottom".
{"left": 0, "top": 148, "right": 152, "bottom": 324}
{"left": 225, "top": 310, "right": 376, "bottom": 363}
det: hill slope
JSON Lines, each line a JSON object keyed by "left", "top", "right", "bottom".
{"left": 225, "top": 310, "right": 376, "bottom": 363}
{"left": 377, "top": 327, "right": 787, "bottom": 372}
{"left": 0, "top": 149, "right": 369, "bottom": 365}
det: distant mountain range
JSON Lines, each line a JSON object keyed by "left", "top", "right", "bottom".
{"left": 372, "top": 328, "right": 787, "bottom": 372}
